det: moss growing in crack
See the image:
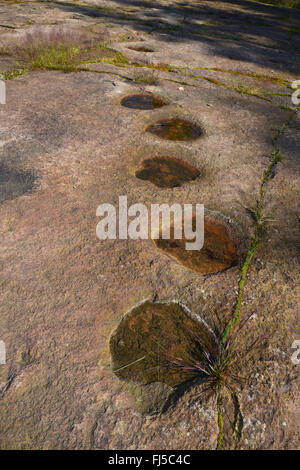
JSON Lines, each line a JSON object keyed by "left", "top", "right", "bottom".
{"left": 273, "top": 118, "right": 294, "bottom": 140}
{"left": 215, "top": 143, "right": 287, "bottom": 449}
{"left": 222, "top": 150, "right": 283, "bottom": 344}
{"left": 222, "top": 236, "right": 259, "bottom": 344}
{"left": 102, "top": 50, "right": 129, "bottom": 66}
{"left": 174, "top": 69, "right": 287, "bottom": 107}
{"left": 191, "top": 66, "right": 291, "bottom": 88}
{"left": 130, "top": 63, "right": 173, "bottom": 73}
{"left": 236, "top": 84, "right": 259, "bottom": 96}
{"left": 0, "top": 23, "right": 16, "bottom": 29}
{"left": 257, "top": 91, "right": 292, "bottom": 96}
{"left": 1, "top": 68, "right": 30, "bottom": 80}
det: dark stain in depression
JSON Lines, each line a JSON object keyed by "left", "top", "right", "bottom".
{"left": 110, "top": 300, "right": 218, "bottom": 388}
{"left": 127, "top": 45, "right": 154, "bottom": 52}
{"left": 121, "top": 94, "right": 167, "bottom": 110}
{"left": 135, "top": 155, "right": 200, "bottom": 188}
{"left": 145, "top": 118, "right": 203, "bottom": 141}
{"left": 154, "top": 213, "right": 240, "bottom": 274}
{"left": 0, "top": 162, "right": 35, "bottom": 203}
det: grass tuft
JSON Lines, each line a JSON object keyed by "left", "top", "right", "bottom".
{"left": 102, "top": 50, "right": 129, "bottom": 66}
{"left": 14, "top": 27, "right": 94, "bottom": 70}
{"left": 2, "top": 27, "right": 128, "bottom": 75}
{"left": 133, "top": 70, "right": 158, "bottom": 85}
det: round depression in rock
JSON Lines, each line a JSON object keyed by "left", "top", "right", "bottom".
{"left": 110, "top": 300, "right": 218, "bottom": 388}
{"left": 145, "top": 117, "right": 203, "bottom": 141}
{"left": 121, "top": 94, "right": 167, "bottom": 110}
{"left": 0, "top": 163, "right": 35, "bottom": 204}
{"left": 135, "top": 156, "right": 200, "bottom": 188}
{"left": 153, "top": 213, "right": 239, "bottom": 274}
{"left": 127, "top": 45, "right": 154, "bottom": 52}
